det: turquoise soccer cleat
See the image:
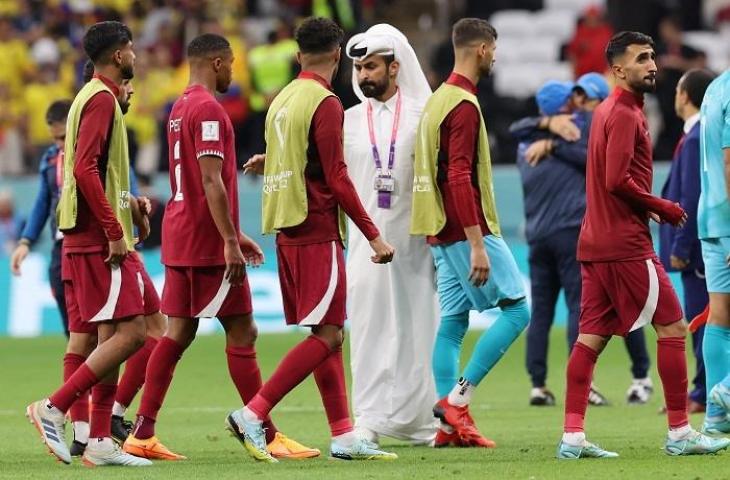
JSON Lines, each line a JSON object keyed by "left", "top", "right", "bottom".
{"left": 709, "top": 384, "right": 730, "bottom": 413}
{"left": 556, "top": 440, "right": 619, "bottom": 459}
{"left": 330, "top": 438, "right": 398, "bottom": 461}
{"left": 225, "top": 409, "right": 277, "bottom": 463}
{"left": 665, "top": 430, "right": 730, "bottom": 456}
{"left": 702, "top": 417, "right": 730, "bottom": 435}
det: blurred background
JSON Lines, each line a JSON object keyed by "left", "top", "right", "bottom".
{"left": 0, "top": 0, "right": 728, "bottom": 336}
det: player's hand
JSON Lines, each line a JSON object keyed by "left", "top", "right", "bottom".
{"left": 369, "top": 236, "right": 395, "bottom": 264}
{"left": 224, "top": 238, "right": 246, "bottom": 286}
{"left": 660, "top": 202, "right": 687, "bottom": 227}
{"left": 105, "top": 237, "right": 128, "bottom": 265}
{"left": 647, "top": 211, "right": 662, "bottom": 223}
{"left": 525, "top": 139, "right": 551, "bottom": 166}
{"left": 547, "top": 114, "right": 580, "bottom": 142}
{"left": 137, "top": 196, "right": 152, "bottom": 216}
{"left": 670, "top": 255, "right": 689, "bottom": 270}
{"left": 135, "top": 215, "right": 151, "bottom": 244}
{"left": 10, "top": 243, "right": 29, "bottom": 276}
{"left": 238, "top": 232, "right": 265, "bottom": 267}
{"left": 469, "top": 245, "right": 490, "bottom": 287}
{"left": 243, "top": 154, "right": 266, "bottom": 175}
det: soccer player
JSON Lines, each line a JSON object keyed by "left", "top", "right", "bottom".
{"left": 660, "top": 68, "right": 716, "bottom": 414}
{"left": 232, "top": 17, "right": 397, "bottom": 462}
{"left": 557, "top": 31, "right": 729, "bottom": 459}
{"left": 343, "top": 24, "right": 438, "bottom": 446}
{"left": 410, "top": 18, "right": 530, "bottom": 448}
{"left": 26, "top": 21, "right": 152, "bottom": 467}
{"left": 511, "top": 74, "right": 654, "bottom": 407}
{"left": 124, "top": 33, "right": 318, "bottom": 461}
{"left": 698, "top": 68, "right": 730, "bottom": 434}
{"left": 81, "top": 60, "right": 168, "bottom": 447}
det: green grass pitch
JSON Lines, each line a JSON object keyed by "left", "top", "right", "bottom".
{"left": 1, "top": 328, "right": 726, "bottom": 479}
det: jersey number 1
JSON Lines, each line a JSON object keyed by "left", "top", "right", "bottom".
{"left": 173, "top": 140, "right": 183, "bottom": 201}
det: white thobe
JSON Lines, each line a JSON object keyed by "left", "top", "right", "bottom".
{"left": 344, "top": 92, "right": 439, "bottom": 443}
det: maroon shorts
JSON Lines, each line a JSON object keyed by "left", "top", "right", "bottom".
{"left": 579, "top": 256, "right": 683, "bottom": 337}
{"left": 127, "top": 252, "right": 161, "bottom": 316}
{"left": 62, "top": 251, "right": 145, "bottom": 326}
{"left": 277, "top": 241, "right": 346, "bottom": 327}
{"left": 161, "top": 265, "right": 252, "bottom": 318}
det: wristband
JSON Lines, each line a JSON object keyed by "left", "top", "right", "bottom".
{"left": 18, "top": 238, "right": 31, "bottom": 247}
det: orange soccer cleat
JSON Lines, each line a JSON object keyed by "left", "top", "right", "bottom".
{"left": 433, "top": 397, "right": 496, "bottom": 448}
{"left": 267, "top": 432, "right": 321, "bottom": 459}
{"left": 688, "top": 305, "right": 709, "bottom": 333}
{"left": 122, "top": 434, "right": 187, "bottom": 461}
{"left": 434, "top": 429, "right": 463, "bottom": 448}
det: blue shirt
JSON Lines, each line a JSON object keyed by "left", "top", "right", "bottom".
{"left": 660, "top": 120, "right": 703, "bottom": 271}
{"left": 20, "top": 145, "right": 62, "bottom": 244}
{"left": 512, "top": 111, "right": 591, "bottom": 242}
{"left": 699, "top": 69, "right": 730, "bottom": 239}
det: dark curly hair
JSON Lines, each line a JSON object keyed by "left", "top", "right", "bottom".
{"left": 83, "top": 21, "right": 133, "bottom": 64}
{"left": 605, "top": 31, "right": 654, "bottom": 65}
{"left": 187, "top": 33, "right": 231, "bottom": 58}
{"left": 295, "top": 17, "right": 344, "bottom": 55}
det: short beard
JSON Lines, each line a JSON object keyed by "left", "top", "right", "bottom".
{"left": 632, "top": 76, "right": 656, "bottom": 93}
{"left": 360, "top": 79, "right": 389, "bottom": 98}
{"left": 120, "top": 64, "right": 134, "bottom": 80}
{"left": 119, "top": 101, "right": 130, "bottom": 114}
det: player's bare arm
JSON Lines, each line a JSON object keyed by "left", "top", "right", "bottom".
{"left": 199, "top": 154, "right": 246, "bottom": 285}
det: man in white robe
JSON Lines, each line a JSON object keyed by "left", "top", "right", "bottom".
{"left": 343, "top": 24, "right": 439, "bottom": 446}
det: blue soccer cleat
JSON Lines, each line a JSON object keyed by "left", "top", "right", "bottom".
{"left": 665, "top": 430, "right": 730, "bottom": 456}
{"left": 556, "top": 440, "right": 619, "bottom": 459}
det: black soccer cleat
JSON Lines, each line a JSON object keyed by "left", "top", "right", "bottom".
{"left": 530, "top": 388, "right": 556, "bottom": 406}
{"left": 111, "top": 415, "right": 134, "bottom": 444}
{"left": 70, "top": 439, "right": 87, "bottom": 457}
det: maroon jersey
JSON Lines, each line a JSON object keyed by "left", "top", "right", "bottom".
{"left": 162, "top": 84, "right": 239, "bottom": 267}
{"left": 578, "top": 87, "right": 674, "bottom": 262}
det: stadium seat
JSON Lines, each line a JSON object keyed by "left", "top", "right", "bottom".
{"left": 533, "top": 9, "right": 579, "bottom": 42}
{"left": 490, "top": 10, "right": 534, "bottom": 37}
{"left": 544, "top": 0, "right": 606, "bottom": 11}
{"left": 497, "top": 37, "right": 562, "bottom": 64}
{"left": 683, "top": 30, "right": 730, "bottom": 72}
{"left": 494, "top": 62, "right": 573, "bottom": 98}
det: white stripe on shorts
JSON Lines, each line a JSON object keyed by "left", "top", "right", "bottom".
{"left": 195, "top": 277, "right": 231, "bottom": 318}
{"left": 89, "top": 265, "right": 123, "bottom": 322}
{"left": 629, "top": 258, "right": 659, "bottom": 332}
{"left": 300, "top": 241, "right": 338, "bottom": 326}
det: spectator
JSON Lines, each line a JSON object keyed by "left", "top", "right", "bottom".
{"left": 566, "top": 6, "right": 614, "bottom": 79}
{"left": 0, "top": 81, "right": 24, "bottom": 175}
{"left": 654, "top": 14, "right": 707, "bottom": 160}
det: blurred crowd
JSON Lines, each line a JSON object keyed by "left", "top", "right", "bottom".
{"left": 0, "top": 0, "right": 381, "bottom": 178}
{"left": 0, "top": 1, "right": 728, "bottom": 191}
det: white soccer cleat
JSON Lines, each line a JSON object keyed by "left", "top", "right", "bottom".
{"left": 82, "top": 437, "right": 153, "bottom": 467}
{"left": 626, "top": 377, "right": 653, "bottom": 404}
{"left": 26, "top": 399, "right": 71, "bottom": 464}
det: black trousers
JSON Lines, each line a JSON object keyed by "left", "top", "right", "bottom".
{"left": 525, "top": 228, "right": 650, "bottom": 388}
{"left": 49, "top": 240, "right": 69, "bottom": 337}
{"left": 683, "top": 268, "right": 708, "bottom": 404}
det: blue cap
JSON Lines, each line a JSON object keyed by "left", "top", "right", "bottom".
{"left": 575, "top": 72, "right": 610, "bottom": 100}
{"left": 535, "top": 81, "right": 574, "bottom": 115}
